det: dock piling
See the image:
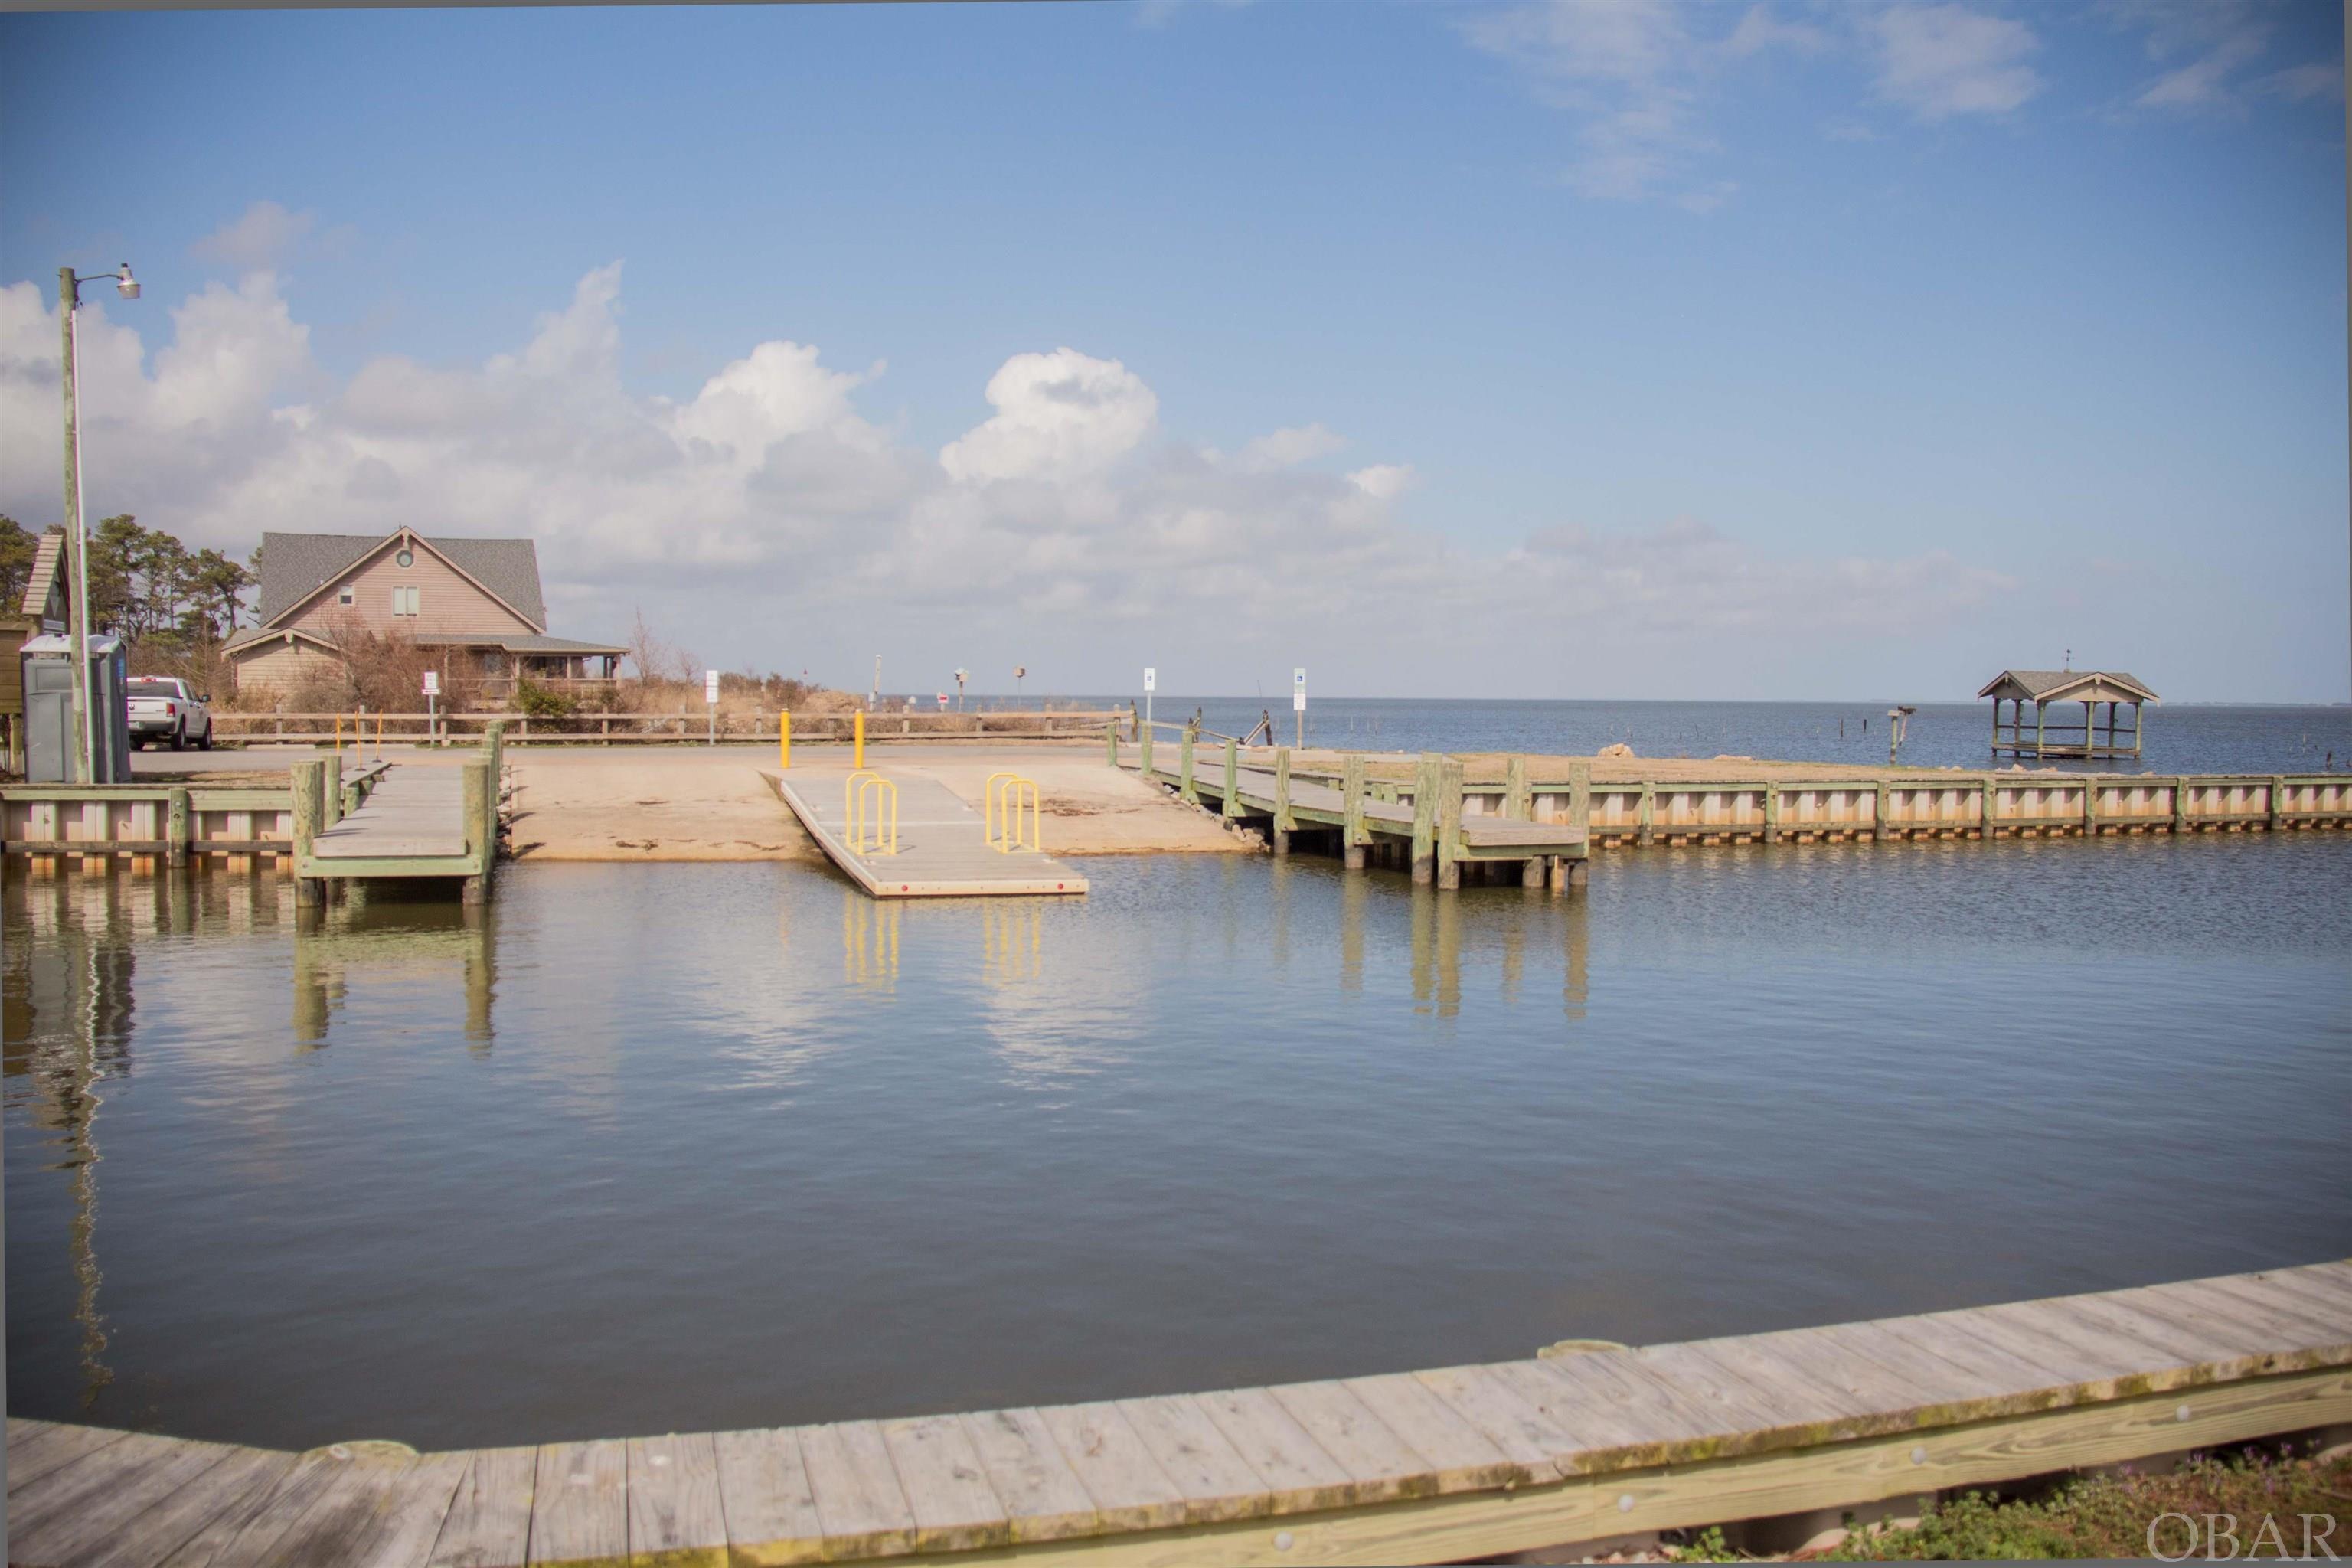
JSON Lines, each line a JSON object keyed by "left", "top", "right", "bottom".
{"left": 1410, "top": 753, "right": 1438, "bottom": 884}
{"left": 291, "top": 761, "right": 326, "bottom": 907}
{"left": 165, "top": 788, "right": 188, "bottom": 869}
{"left": 1223, "top": 737, "right": 1241, "bottom": 819}
{"left": 1341, "top": 754, "right": 1367, "bottom": 870}
{"left": 461, "top": 760, "right": 492, "bottom": 906}
{"left": 1436, "top": 757, "right": 1464, "bottom": 891}
{"left": 1178, "top": 724, "right": 1197, "bottom": 805}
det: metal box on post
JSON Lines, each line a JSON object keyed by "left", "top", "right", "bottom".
{"left": 19, "top": 632, "right": 131, "bottom": 783}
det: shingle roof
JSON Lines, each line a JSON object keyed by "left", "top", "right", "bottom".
{"left": 1978, "top": 668, "right": 2158, "bottom": 701}
{"left": 18, "top": 531, "right": 65, "bottom": 619}
{"left": 256, "top": 531, "right": 546, "bottom": 629}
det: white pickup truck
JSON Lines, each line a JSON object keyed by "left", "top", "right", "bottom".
{"left": 126, "top": 676, "right": 214, "bottom": 751}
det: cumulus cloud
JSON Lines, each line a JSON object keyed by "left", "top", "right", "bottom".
{"left": 0, "top": 253, "right": 2009, "bottom": 688}
{"left": 1870, "top": 5, "right": 2043, "bottom": 120}
{"left": 191, "top": 201, "right": 317, "bottom": 272}
{"left": 938, "top": 348, "right": 1158, "bottom": 484}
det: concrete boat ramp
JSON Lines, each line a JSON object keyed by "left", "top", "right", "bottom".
{"left": 772, "top": 767, "right": 1087, "bottom": 898}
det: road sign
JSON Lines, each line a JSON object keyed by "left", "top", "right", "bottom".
{"left": 1294, "top": 667, "right": 1305, "bottom": 688}
{"left": 421, "top": 671, "right": 439, "bottom": 697}
{"left": 1293, "top": 691, "right": 1306, "bottom": 712}
{"left": 937, "top": 692, "right": 949, "bottom": 710}
{"left": 704, "top": 669, "right": 720, "bottom": 704}
{"left": 1144, "top": 668, "right": 1156, "bottom": 692}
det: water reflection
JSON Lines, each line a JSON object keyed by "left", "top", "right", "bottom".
{"left": 291, "top": 894, "right": 498, "bottom": 1052}
{"left": 843, "top": 895, "right": 900, "bottom": 992}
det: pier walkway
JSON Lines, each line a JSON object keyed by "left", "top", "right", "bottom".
{"left": 773, "top": 767, "right": 1087, "bottom": 898}
{"left": 8, "top": 1261, "right": 2347, "bottom": 1566}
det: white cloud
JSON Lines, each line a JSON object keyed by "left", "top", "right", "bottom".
{"left": 1237, "top": 423, "right": 1347, "bottom": 470}
{"left": 0, "top": 250, "right": 2012, "bottom": 688}
{"left": 191, "top": 201, "right": 317, "bottom": 272}
{"left": 2261, "top": 59, "right": 2344, "bottom": 102}
{"left": 1465, "top": 2, "right": 1841, "bottom": 206}
{"left": 2105, "top": 0, "right": 2341, "bottom": 115}
{"left": 1870, "top": 5, "right": 2043, "bottom": 120}
{"left": 1346, "top": 463, "right": 1416, "bottom": 501}
{"left": 938, "top": 348, "right": 1158, "bottom": 484}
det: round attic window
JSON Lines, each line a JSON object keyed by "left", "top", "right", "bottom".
{"left": 396, "top": 548, "right": 414, "bottom": 567}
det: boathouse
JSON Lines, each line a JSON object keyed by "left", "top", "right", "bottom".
{"left": 1979, "top": 666, "right": 2158, "bottom": 761}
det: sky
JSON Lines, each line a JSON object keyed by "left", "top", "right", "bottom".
{"left": 0, "top": 0, "right": 2344, "bottom": 702}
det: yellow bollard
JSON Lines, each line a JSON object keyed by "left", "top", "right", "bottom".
{"left": 779, "top": 711, "right": 791, "bottom": 770}
{"left": 854, "top": 709, "right": 864, "bottom": 770}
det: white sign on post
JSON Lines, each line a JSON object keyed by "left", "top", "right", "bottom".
{"left": 704, "top": 669, "right": 720, "bottom": 704}
{"left": 1293, "top": 668, "right": 1306, "bottom": 712}
{"left": 421, "top": 671, "right": 439, "bottom": 697}
{"left": 1143, "top": 668, "right": 1156, "bottom": 692}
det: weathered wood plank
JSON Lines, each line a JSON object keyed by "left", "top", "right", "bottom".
{"left": 1034, "top": 1401, "right": 1189, "bottom": 1534}
{"left": 956, "top": 1408, "right": 1099, "bottom": 1545}
{"left": 8, "top": 1430, "right": 242, "bottom": 1566}
{"left": 1522, "top": 1348, "right": 1749, "bottom": 1464}
{"left": 797, "top": 1421, "right": 918, "bottom": 1558}
{"left": 427, "top": 1446, "right": 538, "bottom": 1568}
{"left": 6, "top": 1418, "right": 129, "bottom": 1494}
{"left": 1410, "top": 1364, "right": 1576, "bottom": 1478}
{"left": 1338, "top": 1371, "right": 1532, "bottom": 1493}
{"left": 626, "top": 1432, "right": 728, "bottom": 1568}
{"left": 528, "top": 1439, "right": 629, "bottom": 1568}
{"left": 878, "top": 1413, "right": 1011, "bottom": 1552}
{"left": 710, "top": 1428, "right": 825, "bottom": 1568}
{"left": 1194, "top": 1387, "right": 1354, "bottom": 1514}
{"left": 1112, "top": 1396, "right": 1269, "bottom": 1524}
{"left": 69, "top": 1445, "right": 299, "bottom": 1568}
{"left": 335, "top": 1451, "right": 474, "bottom": 1568}
{"left": 1263, "top": 1381, "right": 1436, "bottom": 1503}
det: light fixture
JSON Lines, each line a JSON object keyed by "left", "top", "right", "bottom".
{"left": 115, "top": 263, "right": 139, "bottom": 300}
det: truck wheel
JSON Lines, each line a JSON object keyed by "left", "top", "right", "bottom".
{"left": 198, "top": 721, "right": 214, "bottom": 752}
{"left": 170, "top": 724, "right": 186, "bottom": 752}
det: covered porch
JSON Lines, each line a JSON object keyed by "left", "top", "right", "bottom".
{"left": 415, "top": 634, "right": 629, "bottom": 702}
{"left": 1980, "top": 668, "right": 2158, "bottom": 762}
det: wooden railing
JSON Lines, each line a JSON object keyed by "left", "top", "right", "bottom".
{"left": 208, "top": 710, "right": 1128, "bottom": 745}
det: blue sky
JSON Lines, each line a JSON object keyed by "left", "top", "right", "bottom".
{"left": 2, "top": 1, "right": 2344, "bottom": 701}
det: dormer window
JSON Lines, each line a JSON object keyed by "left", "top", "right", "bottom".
{"left": 395, "top": 547, "right": 415, "bottom": 568}
{"left": 338, "top": 584, "right": 355, "bottom": 606}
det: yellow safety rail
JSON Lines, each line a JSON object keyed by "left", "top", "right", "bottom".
{"left": 844, "top": 770, "right": 898, "bottom": 855}
{"left": 985, "top": 772, "right": 1040, "bottom": 853}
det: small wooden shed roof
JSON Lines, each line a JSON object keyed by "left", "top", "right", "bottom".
{"left": 1978, "top": 668, "right": 2158, "bottom": 704}
{"left": 17, "top": 531, "right": 67, "bottom": 625}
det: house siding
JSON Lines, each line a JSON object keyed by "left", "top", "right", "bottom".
{"left": 278, "top": 539, "right": 539, "bottom": 642}
{"left": 228, "top": 639, "right": 335, "bottom": 697}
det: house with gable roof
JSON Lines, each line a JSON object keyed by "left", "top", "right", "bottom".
{"left": 224, "top": 528, "right": 626, "bottom": 701}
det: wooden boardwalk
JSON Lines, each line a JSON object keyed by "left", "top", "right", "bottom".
{"left": 773, "top": 771, "right": 1087, "bottom": 899}
{"left": 292, "top": 748, "right": 499, "bottom": 905}
{"left": 11, "top": 1261, "right": 2348, "bottom": 1566}
{"left": 310, "top": 767, "right": 468, "bottom": 861}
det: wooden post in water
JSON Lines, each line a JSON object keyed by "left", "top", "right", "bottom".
{"left": 1873, "top": 779, "right": 1891, "bottom": 843}
{"left": 1341, "top": 753, "right": 1367, "bottom": 871}
{"left": 323, "top": 753, "right": 344, "bottom": 830}
{"left": 2174, "top": 776, "right": 2191, "bottom": 835}
{"left": 2269, "top": 776, "right": 2286, "bottom": 833}
{"left": 1271, "top": 746, "right": 1293, "bottom": 855}
{"left": 1410, "top": 753, "right": 1438, "bottom": 884}
{"left": 1762, "top": 780, "right": 1780, "bottom": 845}
{"left": 462, "top": 760, "right": 492, "bottom": 906}
{"left": 1178, "top": 725, "right": 1197, "bottom": 805}
{"left": 291, "top": 760, "right": 325, "bottom": 907}
{"left": 1223, "top": 737, "right": 1241, "bottom": 819}
{"left": 2084, "top": 776, "right": 2099, "bottom": 837}
{"left": 1436, "top": 757, "right": 1464, "bottom": 891}
{"left": 165, "top": 787, "right": 188, "bottom": 869}
{"left": 1637, "top": 780, "right": 1655, "bottom": 848}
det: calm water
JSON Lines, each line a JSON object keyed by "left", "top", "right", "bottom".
{"left": 1021, "top": 697, "right": 2352, "bottom": 776}
{"left": 6, "top": 841, "right": 2349, "bottom": 1452}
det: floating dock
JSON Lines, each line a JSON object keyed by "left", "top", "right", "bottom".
{"left": 772, "top": 769, "right": 1087, "bottom": 898}
{"left": 8, "top": 1261, "right": 2347, "bottom": 1567}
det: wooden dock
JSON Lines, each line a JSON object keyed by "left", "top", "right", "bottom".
{"left": 9, "top": 1261, "right": 2347, "bottom": 1567}
{"left": 1115, "top": 730, "right": 1590, "bottom": 890}
{"left": 1110, "top": 725, "right": 2352, "bottom": 863}
{"left": 772, "top": 769, "right": 1088, "bottom": 898}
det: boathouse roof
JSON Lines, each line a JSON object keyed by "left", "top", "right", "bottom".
{"left": 1977, "top": 668, "right": 2159, "bottom": 704}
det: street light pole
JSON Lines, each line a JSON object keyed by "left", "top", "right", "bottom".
{"left": 57, "top": 262, "right": 137, "bottom": 786}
